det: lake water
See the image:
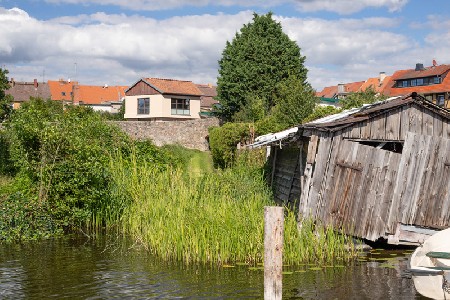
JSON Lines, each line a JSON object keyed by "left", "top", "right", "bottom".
{"left": 0, "top": 235, "right": 426, "bottom": 299}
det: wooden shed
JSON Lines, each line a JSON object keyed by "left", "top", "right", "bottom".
{"left": 255, "top": 93, "right": 450, "bottom": 245}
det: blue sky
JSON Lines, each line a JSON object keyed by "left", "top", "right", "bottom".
{"left": 1, "top": 0, "right": 449, "bottom": 90}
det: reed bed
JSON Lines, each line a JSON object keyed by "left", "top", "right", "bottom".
{"left": 109, "top": 151, "right": 358, "bottom": 266}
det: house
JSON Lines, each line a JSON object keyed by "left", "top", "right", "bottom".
{"left": 383, "top": 62, "right": 450, "bottom": 108}
{"left": 250, "top": 93, "right": 450, "bottom": 245}
{"left": 48, "top": 79, "right": 78, "bottom": 105}
{"left": 316, "top": 61, "right": 450, "bottom": 109}
{"left": 124, "top": 77, "right": 203, "bottom": 121}
{"left": 196, "top": 84, "right": 218, "bottom": 114}
{"left": 48, "top": 79, "right": 127, "bottom": 112}
{"left": 73, "top": 84, "right": 127, "bottom": 113}
{"left": 317, "top": 80, "right": 365, "bottom": 101}
{"left": 5, "top": 79, "right": 51, "bottom": 109}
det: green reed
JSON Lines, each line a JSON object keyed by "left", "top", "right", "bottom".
{"left": 109, "top": 150, "right": 358, "bottom": 266}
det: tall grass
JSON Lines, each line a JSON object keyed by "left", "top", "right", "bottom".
{"left": 109, "top": 150, "right": 358, "bottom": 265}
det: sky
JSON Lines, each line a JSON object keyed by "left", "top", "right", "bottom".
{"left": 1, "top": 0, "right": 450, "bottom": 91}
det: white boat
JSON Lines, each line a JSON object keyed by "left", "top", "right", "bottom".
{"left": 409, "top": 227, "right": 450, "bottom": 300}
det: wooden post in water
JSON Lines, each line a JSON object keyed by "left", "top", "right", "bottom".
{"left": 264, "top": 206, "right": 284, "bottom": 300}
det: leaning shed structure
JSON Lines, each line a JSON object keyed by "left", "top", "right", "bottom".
{"left": 252, "top": 93, "right": 450, "bottom": 245}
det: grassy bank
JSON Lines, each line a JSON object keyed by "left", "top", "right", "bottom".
{"left": 110, "top": 150, "right": 358, "bottom": 266}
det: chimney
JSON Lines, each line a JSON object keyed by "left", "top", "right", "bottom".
{"left": 10, "top": 78, "right": 15, "bottom": 87}
{"left": 34, "top": 79, "right": 38, "bottom": 88}
{"left": 379, "top": 72, "right": 386, "bottom": 84}
{"left": 338, "top": 83, "right": 345, "bottom": 93}
{"left": 415, "top": 63, "right": 425, "bottom": 71}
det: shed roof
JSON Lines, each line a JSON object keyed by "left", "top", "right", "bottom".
{"left": 302, "top": 93, "right": 450, "bottom": 132}
{"left": 248, "top": 92, "right": 450, "bottom": 148}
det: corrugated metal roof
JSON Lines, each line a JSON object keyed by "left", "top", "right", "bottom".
{"left": 248, "top": 126, "right": 298, "bottom": 149}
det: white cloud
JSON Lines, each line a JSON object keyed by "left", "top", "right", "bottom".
{"left": 2, "top": 7, "right": 450, "bottom": 92}
{"left": 293, "top": 0, "right": 408, "bottom": 14}
{"left": 43, "top": 0, "right": 408, "bottom": 14}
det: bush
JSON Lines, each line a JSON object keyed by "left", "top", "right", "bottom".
{"left": 208, "top": 122, "right": 253, "bottom": 168}
{"left": 2, "top": 98, "right": 175, "bottom": 236}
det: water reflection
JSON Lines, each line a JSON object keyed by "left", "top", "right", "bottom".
{"left": 0, "top": 236, "right": 425, "bottom": 299}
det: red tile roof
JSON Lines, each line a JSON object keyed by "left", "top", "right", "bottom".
{"left": 48, "top": 80, "right": 78, "bottom": 101}
{"left": 316, "top": 81, "right": 365, "bottom": 98}
{"left": 73, "top": 85, "right": 127, "bottom": 105}
{"left": 384, "top": 65, "right": 450, "bottom": 96}
{"left": 317, "top": 63, "right": 450, "bottom": 99}
{"left": 395, "top": 64, "right": 450, "bottom": 80}
{"left": 144, "top": 78, "right": 203, "bottom": 96}
{"left": 196, "top": 84, "right": 218, "bottom": 108}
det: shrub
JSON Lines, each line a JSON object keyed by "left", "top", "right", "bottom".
{"left": 208, "top": 122, "right": 253, "bottom": 168}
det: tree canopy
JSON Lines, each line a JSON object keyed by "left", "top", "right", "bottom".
{"left": 339, "top": 87, "right": 386, "bottom": 110}
{"left": 0, "top": 68, "right": 12, "bottom": 122}
{"left": 216, "top": 12, "right": 308, "bottom": 121}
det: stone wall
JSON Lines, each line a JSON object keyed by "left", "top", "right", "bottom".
{"left": 112, "top": 118, "right": 220, "bottom": 151}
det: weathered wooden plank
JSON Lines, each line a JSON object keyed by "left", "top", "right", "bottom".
{"left": 370, "top": 114, "right": 386, "bottom": 140}
{"left": 408, "top": 105, "right": 423, "bottom": 135}
{"left": 385, "top": 108, "right": 401, "bottom": 140}
{"left": 264, "top": 206, "right": 284, "bottom": 300}
{"left": 308, "top": 136, "right": 333, "bottom": 218}
{"left": 433, "top": 114, "right": 443, "bottom": 138}
{"left": 400, "top": 105, "right": 410, "bottom": 140}
{"left": 422, "top": 110, "right": 434, "bottom": 136}
{"left": 360, "top": 120, "right": 371, "bottom": 139}
{"left": 444, "top": 121, "right": 450, "bottom": 140}
{"left": 306, "top": 135, "right": 319, "bottom": 164}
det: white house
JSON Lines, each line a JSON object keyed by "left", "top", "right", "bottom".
{"left": 124, "top": 77, "right": 203, "bottom": 121}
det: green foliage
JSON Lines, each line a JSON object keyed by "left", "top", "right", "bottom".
{"left": 112, "top": 151, "right": 358, "bottom": 265}
{"left": 270, "top": 75, "right": 318, "bottom": 129}
{"left": 217, "top": 12, "right": 308, "bottom": 121}
{"left": 0, "top": 68, "right": 12, "bottom": 122}
{"left": 0, "top": 130, "right": 15, "bottom": 175}
{"left": 303, "top": 105, "right": 343, "bottom": 123}
{"left": 208, "top": 122, "right": 253, "bottom": 168}
{"left": 0, "top": 192, "right": 62, "bottom": 241}
{"left": 232, "top": 95, "right": 267, "bottom": 123}
{"left": 1, "top": 98, "right": 176, "bottom": 239}
{"left": 339, "top": 86, "right": 386, "bottom": 109}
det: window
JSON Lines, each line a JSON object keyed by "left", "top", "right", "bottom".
{"left": 137, "top": 98, "right": 150, "bottom": 114}
{"left": 411, "top": 79, "right": 417, "bottom": 87}
{"left": 434, "top": 77, "right": 441, "bottom": 84}
{"left": 61, "top": 92, "right": 66, "bottom": 96}
{"left": 402, "top": 80, "right": 408, "bottom": 87}
{"left": 171, "top": 98, "right": 190, "bottom": 115}
{"left": 416, "top": 78, "right": 424, "bottom": 86}
{"left": 437, "top": 94, "right": 445, "bottom": 106}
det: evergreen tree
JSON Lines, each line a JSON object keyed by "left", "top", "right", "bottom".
{"left": 0, "top": 68, "right": 12, "bottom": 122}
{"left": 216, "top": 12, "right": 308, "bottom": 121}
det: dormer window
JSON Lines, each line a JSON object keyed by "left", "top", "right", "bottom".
{"left": 61, "top": 92, "right": 66, "bottom": 96}
{"left": 396, "top": 76, "right": 442, "bottom": 88}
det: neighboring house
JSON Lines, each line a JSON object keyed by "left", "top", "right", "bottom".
{"left": 249, "top": 92, "right": 450, "bottom": 245}
{"left": 196, "top": 84, "right": 218, "bottom": 114}
{"left": 124, "top": 77, "right": 203, "bottom": 121}
{"left": 383, "top": 62, "right": 450, "bottom": 108}
{"left": 317, "top": 81, "right": 365, "bottom": 101}
{"left": 48, "top": 79, "right": 78, "bottom": 104}
{"left": 48, "top": 79, "right": 127, "bottom": 112}
{"left": 5, "top": 79, "right": 51, "bottom": 109}
{"left": 316, "top": 61, "right": 450, "bottom": 109}
{"left": 73, "top": 84, "right": 127, "bottom": 113}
